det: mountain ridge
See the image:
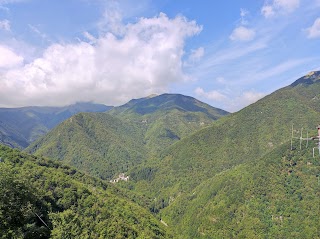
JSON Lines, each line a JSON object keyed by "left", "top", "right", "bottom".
{"left": 27, "top": 93, "right": 229, "bottom": 179}
{"left": 0, "top": 102, "right": 112, "bottom": 148}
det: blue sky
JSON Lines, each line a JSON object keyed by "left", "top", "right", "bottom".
{"left": 0, "top": 0, "right": 319, "bottom": 111}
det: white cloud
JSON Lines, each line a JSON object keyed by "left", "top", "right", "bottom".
{"left": 306, "top": 18, "right": 320, "bottom": 38}
{"left": 261, "top": 0, "right": 300, "bottom": 18}
{"left": 195, "top": 87, "right": 227, "bottom": 101}
{"left": 0, "top": 13, "right": 202, "bottom": 107}
{"left": 195, "top": 86, "right": 265, "bottom": 112}
{"left": 240, "top": 8, "right": 249, "bottom": 25}
{"left": 0, "top": 0, "right": 27, "bottom": 4}
{"left": 261, "top": 5, "right": 275, "bottom": 17}
{"left": 0, "top": 19, "right": 10, "bottom": 31}
{"left": 240, "top": 8, "right": 249, "bottom": 17}
{"left": 238, "top": 91, "right": 265, "bottom": 106}
{"left": 0, "top": 45, "right": 23, "bottom": 68}
{"left": 83, "top": 31, "right": 97, "bottom": 44}
{"left": 187, "top": 47, "right": 204, "bottom": 63}
{"left": 226, "top": 90, "right": 266, "bottom": 111}
{"left": 230, "top": 26, "right": 256, "bottom": 41}
{"left": 28, "top": 24, "right": 49, "bottom": 41}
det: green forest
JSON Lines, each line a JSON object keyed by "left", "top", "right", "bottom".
{"left": 0, "top": 145, "right": 169, "bottom": 238}
{"left": 1, "top": 72, "right": 320, "bottom": 238}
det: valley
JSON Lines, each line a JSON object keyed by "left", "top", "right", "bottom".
{"left": 1, "top": 71, "right": 320, "bottom": 238}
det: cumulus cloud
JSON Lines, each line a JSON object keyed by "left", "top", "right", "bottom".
{"left": 0, "top": 19, "right": 10, "bottom": 31}
{"left": 195, "top": 87, "right": 227, "bottom": 101}
{"left": 261, "top": 0, "right": 300, "bottom": 18}
{"left": 230, "top": 26, "right": 256, "bottom": 41}
{"left": 306, "top": 18, "right": 320, "bottom": 38}
{"left": 0, "top": 13, "right": 202, "bottom": 107}
{"left": 0, "top": 45, "right": 23, "bottom": 68}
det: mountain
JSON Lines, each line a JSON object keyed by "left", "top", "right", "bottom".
{"left": 109, "top": 93, "right": 229, "bottom": 154}
{"left": 123, "top": 71, "right": 320, "bottom": 237}
{"left": 28, "top": 113, "right": 146, "bottom": 180}
{"left": 0, "top": 144, "right": 170, "bottom": 238}
{"left": 160, "top": 142, "right": 320, "bottom": 238}
{"left": 13, "top": 71, "right": 320, "bottom": 238}
{"left": 27, "top": 94, "right": 229, "bottom": 179}
{"left": 0, "top": 102, "right": 111, "bottom": 148}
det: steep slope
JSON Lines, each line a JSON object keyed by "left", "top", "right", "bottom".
{"left": 0, "top": 144, "right": 169, "bottom": 239}
{"left": 28, "top": 94, "right": 228, "bottom": 179}
{"left": 161, "top": 141, "right": 320, "bottom": 238}
{"left": 0, "top": 102, "right": 111, "bottom": 149}
{"left": 28, "top": 113, "right": 145, "bottom": 180}
{"left": 129, "top": 71, "right": 320, "bottom": 207}
{"left": 109, "top": 93, "right": 229, "bottom": 154}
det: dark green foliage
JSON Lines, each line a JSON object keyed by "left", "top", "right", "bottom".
{"left": 28, "top": 113, "right": 146, "bottom": 179}
{"left": 28, "top": 94, "right": 228, "bottom": 180}
{"left": 8, "top": 72, "right": 320, "bottom": 238}
{"left": 133, "top": 71, "right": 320, "bottom": 201}
{"left": 0, "top": 163, "right": 51, "bottom": 238}
{"left": 0, "top": 145, "right": 169, "bottom": 238}
{"left": 109, "top": 93, "right": 229, "bottom": 155}
{"left": 126, "top": 71, "right": 320, "bottom": 237}
{"left": 0, "top": 102, "right": 111, "bottom": 149}
{"left": 160, "top": 142, "right": 320, "bottom": 238}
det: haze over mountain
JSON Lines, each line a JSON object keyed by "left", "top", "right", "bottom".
{"left": 0, "top": 102, "right": 111, "bottom": 149}
{"left": 2, "top": 71, "right": 320, "bottom": 238}
{"left": 27, "top": 94, "right": 229, "bottom": 180}
{"left": 1, "top": 1, "right": 320, "bottom": 238}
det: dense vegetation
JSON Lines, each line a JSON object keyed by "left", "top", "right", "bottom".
{"left": 4, "top": 72, "right": 320, "bottom": 238}
{"left": 0, "top": 102, "right": 111, "bottom": 148}
{"left": 0, "top": 144, "right": 169, "bottom": 238}
{"left": 161, "top": 141, "right": 320, "bottom": 238}
{"left": 28, "top": 113, "right": 146, "bottom": 180}
{"left": 28, "top": 94, "right": 228, "bottom": 179}
{"left": 129, "top": 71, "right": 320, "bottom": 203}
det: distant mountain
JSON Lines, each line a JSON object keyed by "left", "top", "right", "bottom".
{"left": 0, "top": 102, "right": 111, "bottom": 148}
{"left": 0, "top": 144, "right": 169, "bottom": 238}
{"left": 109, "top": 93, "right": 229, "bottom": 154}
{"left": 109, "top": 93, "right": 227, "bottom": 119}
{"left": 124, "top": 71, "right": 320, "bottom": 237}
{"left": 27, "top": 94, "right": 229, "bottom": 179}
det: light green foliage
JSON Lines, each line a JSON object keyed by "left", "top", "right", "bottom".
{"left": 0, "top": 145, "right": 169, "bottom": 238}
{"left": 11, "top": 72, "right": 320, "bottom": 238}
{"left": 161, "top": 142, "right": 320, "bottom": 238}
{"left": 133, "top": 72, "right": 320, "bottom": 201}
{"left": 28, "top": 94, "right": 228, "bottom": 180}
{"left": 128, "top": 71, "right": 320, "bottom": 237}
{"left": 28, "top": 113, "right": 146, "bottom": 179}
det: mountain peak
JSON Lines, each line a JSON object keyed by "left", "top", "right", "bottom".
{"left": 290, "top": 71, "right": 320, "bottom": 87}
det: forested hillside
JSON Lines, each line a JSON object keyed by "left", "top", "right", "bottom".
{"left": 20, "top": 72, "right": 320, "bottom": 238}
{"left": 28, "top": 94, "right": 228, "bottom": 179}
{"left": 28, "top": 113, "right": 146, "bottom": 180}
{"left": 0, "top": 102, "right": 111, "bottom": 149}
{"left": 161, "top": 141, "right": 320, "bottom": 238}
{"left": 129, "top": 71, "right": 320, "bottom": 195}
{"left": 0, "top": 145, "right": 169, "bottom": 238}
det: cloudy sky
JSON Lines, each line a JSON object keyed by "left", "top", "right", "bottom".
{"left": 0, "top": 0, "right": 319, "bottom": 112}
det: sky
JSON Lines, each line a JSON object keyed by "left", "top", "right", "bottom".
{"left": 0, "top": 0, "right": 319, "bottom": 112}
